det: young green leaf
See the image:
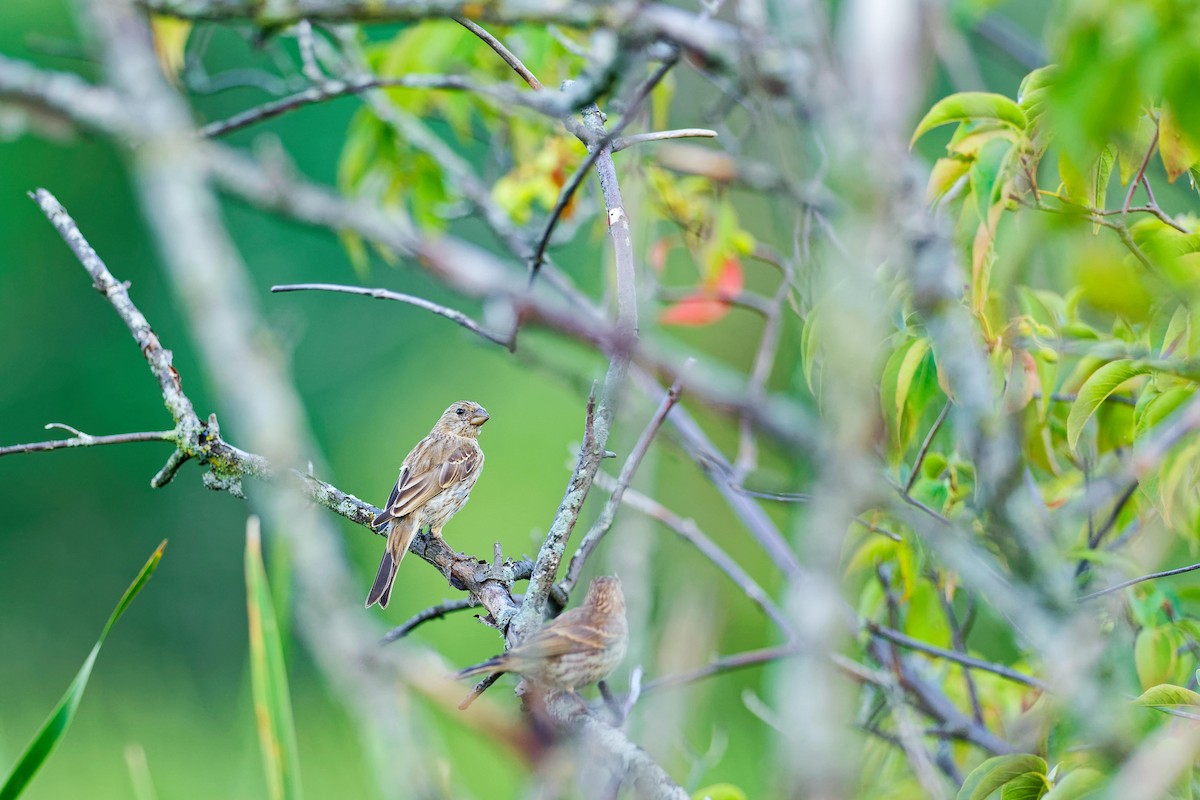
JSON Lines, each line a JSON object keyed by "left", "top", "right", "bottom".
{"left": 911, "top": 93, "right": 1027, "bottom": 148}
{"left": 1066, "top": 360, "right": 1151, "bottom": 450}
{"left": 246, "top": 517, "right": 302, "bottom": 800}
{"left": 0, "top": 541, "right": 166, "bottom": 800}
{"left": 1132, "top": 683, "right": 1200, "bottom": 709}
{"left": 1001, "top": 771, "right": 1051, "bottom": 800}
{"left": 1041, "top": 768, "right": 1105, "bottom": 800}
{"left": 957, "top": 754, "right": 1048, "bottom": 800}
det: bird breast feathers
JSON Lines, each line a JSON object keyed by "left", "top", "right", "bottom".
{"left": 378, "top": 436, "right": 481, "bottom": 523}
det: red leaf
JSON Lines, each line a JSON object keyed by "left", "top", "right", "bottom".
{"left": 660, "top": 295, "right": 731, "bottom": 326}
{"left": 651, "top": 238, "right": 673, "bottom": 272}
{"left": 710, "top": 257, "right": 744, "bottom": 296}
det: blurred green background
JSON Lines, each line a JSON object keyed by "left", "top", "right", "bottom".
{"left": 0, "top": 0, "right": 1059, "bottom": 797}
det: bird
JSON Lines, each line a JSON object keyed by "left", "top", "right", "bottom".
{"left": 366, "top": 400, "right": 489, "bottom": 609}
{"left": 456, "top": 576, "right": 628, "bottom": 693}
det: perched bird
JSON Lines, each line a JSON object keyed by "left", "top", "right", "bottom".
{"left": 366, "top": 400, "right": 489, "bottom": 609}
{"left": 457, "top": 576, "right": 628, "bottom": 693}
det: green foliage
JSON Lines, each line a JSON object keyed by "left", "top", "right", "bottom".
{"left": 956, "top": 754, "right": 1047, "bottom": 800}
{"left": 245, "top": 518, "right": 302, "bottom": 800}
{"left": 0, "top": 542, "right": 165, "bottom": 800}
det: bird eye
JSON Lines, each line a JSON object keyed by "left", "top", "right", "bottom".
{"left": 456, "top": 407, "right": 466, "bottom": 416}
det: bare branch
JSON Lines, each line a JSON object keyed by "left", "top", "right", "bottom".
{"left": 612, "top": 129, "right": 718, "bottom": 151}
{"left": 271, "top": 282, "right": 512, "bottom": 349}
{"left": 562, "top": 376, "right": 684, "bottom": 592}
{"left": 904, "top": 400, "right": 951, "bottom": 494}
{"left": 594, "top": 475, "right": 793, "bottom": 635}
{"left": 1077, "top": 561, "right": 1200, "bottom": 602}
{"left": 381, "top": 598, "right": 478, "bottom": 644}
{"left": 31, "top": 189, "right": 200, "bottom": 430}
{"left": 0, "top": 428, "right": 176, "bottom": 457}
{"left": 455, "top": 17, "right": 542, "bottom": 90}
{"left": 865, "top": 622, "right": 1050, "bottom": 691}
{"left": 530, "top": 58, "right": 677, "bottom": 281}
{"left": 511, "top": 92, "right": 642, "bottom": 643}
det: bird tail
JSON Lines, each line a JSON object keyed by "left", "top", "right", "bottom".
{"left": 456, "top": 656, "right": 506, "bottom": 680}
{"left": 365, "top": 517, "right": 416, "bottom": 609}
{"left": 365, "top": 549, "right": 398, "bottom": 609}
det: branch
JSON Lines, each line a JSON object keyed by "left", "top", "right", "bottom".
{"left": 455, "top": 17, "right": 542, "bottom": 90}
{"left": 142, "top": 0, "right": 742, "bottom": 67}
{"left": 592, "top": 473, "right": 792, "bottom": 635}
{"left": 200, "top": 74, "right": 523, "bottom": 138}
{"left": 865, "top": 622, "right": 1050, "bottom": 692}
{"left": 31, "top": 189, "right": 199, "bottom": 429}
{"left": 530, "top": 58, "right": 677, "bottom": 280}
{"left": 270, "top": 282, "right": 512, "bottom": 349}
{"left": 1077, "top": 562, "right": 1200, "bottom": 602}
{"left": 612, "top": 129, "right": 718, "bottom": 151}
{"left": 0, "top": 428, "right": 176, "bottom": 457}
{"left": 562, "top": 377, "right": 683, "bottom": 592}
{"left": 643, "top": 645, "right": 799, "bottom": 692}
{"left": 381, "top": 598, "right": 478, "bottom": 644}
{"left": 510, "top": 94, "right": 641, "bottom": 643}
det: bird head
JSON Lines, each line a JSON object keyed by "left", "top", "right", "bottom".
{"left": 437, "top": 400, "right": 490, "bottom": 437}
{"left": 584, "top": 575, "right": 625, "bottom": 615}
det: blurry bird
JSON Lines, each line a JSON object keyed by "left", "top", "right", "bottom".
{"left": 366, "top": 400, "right": 489, "bottom": 609}
{"left": 457, "top": 576, "right": 628, "bottom": 693}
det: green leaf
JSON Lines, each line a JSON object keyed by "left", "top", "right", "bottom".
{"left": 1117, "top": 115, "right": 1157, "bottom": 186}
{"left": 1136, "top": 387, "right": 1195, "bottom": 436}
{"left": 1160, "top": 104, "right": 1200, "bottom": 183}
{"left": 1066, "top": 360, "right": 1151, "bottom": 450}
{"left": 957, "top": 755, "right": 1048, "bottom": 800}
{"left": 912, "top": 93, "right": 1027, "bottom": 147}
{"left": 1135, "top": 626, "right": 1182, "bottom": 690}
{"left": 0, "top": 541, "right": 166, "bottom": 800}
{"left": 1132, "top": 684, "right": 1200, "bottom": 709}
{"left": 1042, "top": 768, "right": 1105, "bottom": 800}
{"left": 1002, "top": 772, "right": 1051, "bottom": 800}
{"left": 246, "top": 517, "right": 302, "bottom": 800}
{"left": 971, "top": 138, "right": 1014, "bottom": 224}
{"left": 692, "top": 784, "right": 747, "bottom": 800}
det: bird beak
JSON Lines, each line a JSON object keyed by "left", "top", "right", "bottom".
{"left": 469, "top": 409, "right": 490, "bottom": 426}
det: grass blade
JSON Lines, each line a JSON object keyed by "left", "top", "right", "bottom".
{"left": 245, "top": 516, "right": 303, "bottom": 800}
{"left": 0, "top": 541, "right": 166, "bottom": 800}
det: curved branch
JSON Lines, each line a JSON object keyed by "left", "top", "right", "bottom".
{"left": 0, "top": 429, "right": 176, "bottom": 457}
{"left": 271, "top": 282, "right": 511, "bottom": 348}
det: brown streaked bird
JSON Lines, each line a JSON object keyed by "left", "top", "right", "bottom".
{"left": 366, "top": 400, "right": 489, "bottom": 609}
{"left": 457, "top": 576, "right": 628, "bottom": 692}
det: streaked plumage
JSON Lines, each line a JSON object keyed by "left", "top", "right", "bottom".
{"left": 366, "top": 401, "right": 489, "bottom": 608}
{"left": 457, "top": 576, "right": 628, "bottom": 692}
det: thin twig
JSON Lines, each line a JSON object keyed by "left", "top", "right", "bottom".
{"left": 593, "top": 474, "right": 794, "bottom": 635}
{"left": 936, "top": 585, "right": 984, "bottom": 724}
{"left": 734, "top": 486, "right": 810, "bottom": 502}
{"left": 733, "top": 279, "right": 790, "bottom": 482}
{"left": 380, "top": 598, "right": 478, "bottom": 644}
{"left": 904, "top": 400, "right": 950, "bottom": 494}
{"left": 612, "top": 129, "right": 717, "bottom": 151}
{"left": 455, "top": 17, "right": 542, "bottom": 90}
{"left": 0, "top": 428, "right": 176, "bottom": 456}
{"left": 1077, "top": 562, "right": 1200, "bottom": 602}
{"left": 511, "top": 90, "right": 642, "bottom": 643}
{"left": 643, "top": 645, "right": 799, "bottom": 691}
{"left": 458, "top": 672, "right": 502, "bottom": 710}
{"left": 529, "top": 58, "right": 677, "bottom": 281}
{"left": 562, "top": 376, "right": 685, "bottom": 592}
{"left": 865, "top": 622, "right": 1050, "bottom": 691}
{"left": 853, "top": 516, "right": 903, "bottom": 543}
{"left": 1122, "top": 127, "right": 1159, "bottom": 215}
{"left": 271, "top": 282, "right": 511, "bottom": 349}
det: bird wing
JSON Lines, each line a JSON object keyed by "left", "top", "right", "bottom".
{"left": 514, "top": 607, "right": 619, "bottom": 659}
{"left": 373, "top": 437, "right": 480, "bottom": 527}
